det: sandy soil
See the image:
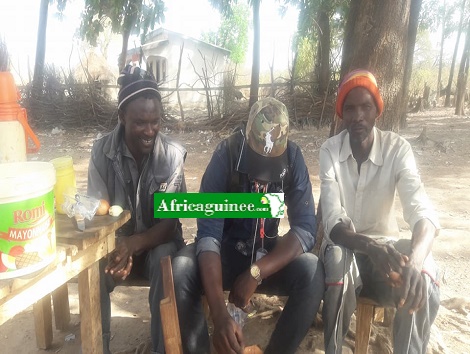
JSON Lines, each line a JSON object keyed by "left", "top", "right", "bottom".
{"left": 1, "top": 107, "right": 470, "bottom": 354}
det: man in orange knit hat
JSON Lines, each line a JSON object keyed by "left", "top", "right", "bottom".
{"left": 319, "top": 69, "right": 440, "bottom": 353}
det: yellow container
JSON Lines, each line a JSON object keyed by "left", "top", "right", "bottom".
{"left": 50, "top": 156, "right": 77, "bottom": 214}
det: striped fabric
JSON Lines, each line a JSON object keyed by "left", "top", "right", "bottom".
{"left": 335, "top": 69, "right": 384, "bottom": 118}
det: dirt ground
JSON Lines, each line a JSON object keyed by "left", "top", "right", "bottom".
{"left": 1, "top": 107, "right": 470, "bottom": 354}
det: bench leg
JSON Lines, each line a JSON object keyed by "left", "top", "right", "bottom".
{"left": 33, "top": 295, "right": 53, "bottom": 349}
{"left": 160, "top": 256, "right": 183, "bottom": 354}
{"left": 78, "top": 262, "right": 103, "bottom": 354}
{"left": 355, "top": 302, "right": 375, "bottom": 354}
{"left": 383, "top": 307, "right": 394, "bottom": 327}
{"left": 52, "top": 283, "right": 70, "bottom": 330}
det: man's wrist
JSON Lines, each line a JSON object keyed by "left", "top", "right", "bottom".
{"left": 250, "top": 264, "right": 262, "bottom": 285}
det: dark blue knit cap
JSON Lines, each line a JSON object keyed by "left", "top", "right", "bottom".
{"left": 117, "top": 65, "right": 161, "bottom": 109}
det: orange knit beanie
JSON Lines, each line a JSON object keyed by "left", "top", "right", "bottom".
{"left": 335, "top": 69, "right": 384, "bottom": 118}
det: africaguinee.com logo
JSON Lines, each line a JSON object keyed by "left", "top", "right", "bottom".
{"left": 154, "top": 193, "right": 285, "bottom": 218}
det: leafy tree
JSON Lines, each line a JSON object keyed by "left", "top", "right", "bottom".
{"left": 80, "top": 0, "right": 165, "bottom": 72}
{"left": 446, "top": 0, "right": 468, "bottom": 106}
{"left": 400, "top": 0, "right": 424, "bottom": 128}
{"left": 455, "top": 19, "right": 470, "bottom": 115}
{"left": 33, "top": 0, "right": 68, "bottom": 95}
{"left": 293, "top": 36, "right": 316, "bottom": 80}
{"left": 250, "top": 0, "right": 260, "bottom": 107}
{"left": 340, "top": 0, "right": 412, "bottom": 132}
{"left": 287, "top": 0, "right": 348, "bottom": 95}
{"left": 420, "top": 0, "right": 464, "bottom": 101}
{"left": 202, "top": 3, "right": 250, "bottom": 65}
{"left": 208, "top": 0, "right": 261, "bottom": 108}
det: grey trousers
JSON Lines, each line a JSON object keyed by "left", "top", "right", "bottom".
{"left": 321, "top": 239, "right": 440, "bottom": 354}
{"left": 100, "top": 241, "right": 180, "bottom": 354}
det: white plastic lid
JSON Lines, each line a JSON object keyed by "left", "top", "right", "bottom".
{"left": 0, "top": 162, "right": 56, "bottom": 200}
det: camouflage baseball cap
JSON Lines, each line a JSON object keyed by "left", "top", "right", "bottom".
{"left": 245, "top": 97, "right": 289, "bottom": 182}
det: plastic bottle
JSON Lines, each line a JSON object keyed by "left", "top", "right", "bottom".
{"left": 0, "top": 71, "right": 40, "bottom": 163}
{"left": 227, "top": 302, "right": 248, "bottom": 327}
{"left": 50, "top": 156, "right": 77, "bottom": 214}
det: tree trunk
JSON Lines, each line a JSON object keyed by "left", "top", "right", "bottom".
{"left": 119, "top": 29, "right": 131, "bottom": 73}
{"left": 269, "top": 58, "right": 275, "bottom": 97}
{"left": 316, "top": 1, "right": 331, "bottom": 95}
{"left": 436, "top": 3, "right": 446, "bottom": 103}
{"left": 455, "top": 22, "right": 470, "bottom": 116}
{"left": 118, "top": 2, "right": 138, "bottom": 73}
{"left": 399, "top": 0, "right": 423, "bottom": 129}
{"left": 290, "top": 51, "right": 298, "bottom": 95}
{"left": 32, "top": 0, "right": 49, "bottom": 96}
{"left": 249, "top": 0, "right": 260, "bottom": 109}
{"left": 423, "top": 83, "right": 431, "bottom": 109}
{"left": 176, "top": 44, "right": 185, "bottom": 122}
{"left": 445, "top": 0, "right": 467, "bottom": 107}
{"left": 340, "top": 0, "right": 411, "bottom": 132}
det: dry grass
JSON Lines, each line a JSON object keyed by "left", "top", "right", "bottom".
{"left": 19, "top": 64, "right": 336, "bottom": 134}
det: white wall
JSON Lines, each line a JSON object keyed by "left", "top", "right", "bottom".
{"left": 145, "top": 30, "right": 228, "bottom": 111}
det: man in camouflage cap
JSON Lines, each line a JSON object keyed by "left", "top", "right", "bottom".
{"left": 245, "top": 97, "right": 289, "bottom": 182}
{"left": 173, "top": 97, "right": 325, "bottom": 354}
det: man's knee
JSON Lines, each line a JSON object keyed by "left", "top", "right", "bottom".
{"left": 173, "top": 244, "right": 197, "bottom": 275}
{"left": 295, "top": 252, "right": 323, "bottom": 281}
{"left": 146, "top": 241, "right": 179, "bottom": 271}
{"left": 322, "top": 244, "right": 353, "bottom": 285}
{"left": 393, "top": 239, "right": 412, "bottom": 255}
{"left": 100, "top": 257, "right": 116, "bottom": 293}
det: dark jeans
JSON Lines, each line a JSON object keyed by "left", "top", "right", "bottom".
{"left": 172, "top": 243, "right": 325, "bottom": 354}
{"left": 100, "top": 241, "right": 180, "bottom": 354}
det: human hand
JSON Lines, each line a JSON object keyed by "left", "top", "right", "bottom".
{"left": 212, "top": 312, "right": 245, "bottom": 354}
{"left": 228, "top": 269, "right": 258, "bottom": 311}
{"left": 105, "top": 237, "right": 134, "bottom": 280}
{"left": 396, "top": 262, "right": 427, "bottom": 314}
{"left": 368, "top": 242, "right": 408, "bottom": 281}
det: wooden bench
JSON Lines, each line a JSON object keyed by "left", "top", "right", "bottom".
{"left": 119, "top": 261, "right": 265, "bottom": 353}
{"left": 159, "top": 255, "right": 183, "bottom": 354}
{"left": 314, "top": 216, "right": 394, "bottom": 353}
{"left": 356, "top": 297, "right": 394, "bottom": 354}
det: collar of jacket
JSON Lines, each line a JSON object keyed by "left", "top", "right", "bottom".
{"left": 100, "top": 122, "right": 172, "bottom": 176}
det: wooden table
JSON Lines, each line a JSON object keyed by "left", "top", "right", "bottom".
{"left": 0, "top": 211, "right": 130, "bottom": 353}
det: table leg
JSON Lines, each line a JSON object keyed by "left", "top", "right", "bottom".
{"left": 78, "top": 261, "right": 103, "bottom": 354}
{"left": 33, "top": 295, "right": 53, "bottom": 349}
{"left": 52, "top": 283, "right": 70, "bottom": 330}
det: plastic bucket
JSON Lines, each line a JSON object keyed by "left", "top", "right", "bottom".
{"left": 50, "top": 156, "right": 77, "bottom": 214}
{"left": 0, "top": 72, "right": 40, "bottom": 163}
{"left": 0, "top": 162, "right": 56, "bottom": 279}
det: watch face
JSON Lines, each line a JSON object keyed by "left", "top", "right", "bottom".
{"left": 250, "top": 265, "right": 260, "bottom": 278}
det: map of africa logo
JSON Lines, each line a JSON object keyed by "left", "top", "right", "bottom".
{"left": 260, "top": 193, "right": 285, "bottom": 218}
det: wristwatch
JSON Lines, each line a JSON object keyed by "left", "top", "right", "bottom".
{"left": 250, "top": 264, "right": 262, "bottom": 285}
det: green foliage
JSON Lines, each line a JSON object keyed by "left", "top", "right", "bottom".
{"left": 409, "top": 30, "right": 452, "bottom": 95}
{"left": 419, "top": 0, "right": 441, "bottom": 29}
{"left": 80, "top": 0, "right": 165, "bottom": 46}
{"left": 286, "top": 0, "right": 348, "bottom": 80}
{"left": 208, "top": 0, "right": 239, "bottom": 17}
{"left": 51, "top": 0, "right": 68, "bottom": 13}
{"left": 285, "top": 0, "right": 347, "bottom": 39}
{"left": 202, "top": 3, "right": 250, "bottom": 64}
{"left": 294, "top": 36, "right": 315, "bottom": 79}
{"left": 419, "top": 0, "right": 466, "bottom": 38}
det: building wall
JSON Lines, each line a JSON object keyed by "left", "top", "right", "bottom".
{"left": 144, "top": 30, "right": 229, "bottom": 111}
